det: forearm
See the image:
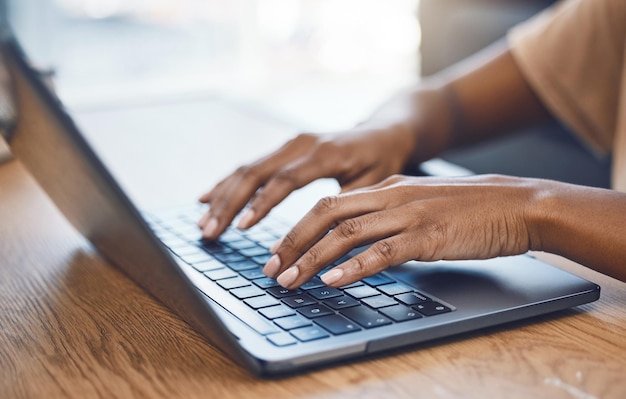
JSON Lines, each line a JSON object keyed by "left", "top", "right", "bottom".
{"left": 362, "top": 42, "right": 554, "bottom": 166}
{"left": 445, "top": 42, "right": 553, "bottom": 147}
{"left": 530, "top": 181, "right": 626, "bottom": 282}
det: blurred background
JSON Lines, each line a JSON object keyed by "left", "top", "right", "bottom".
{"left": 6, "top": 0, "right": 421, "bottom": 130}
{"left": 6, "top": 0, "right": 608, "bottom": 207}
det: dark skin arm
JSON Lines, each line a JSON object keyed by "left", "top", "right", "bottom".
{"left": 199, "top": 43, "right": 626, "bottom": 286}
{"left": 198, "top": 43, "right": 551, "bottom": 239}
{"left": 267, "top": 174, "right": 626, "bottom": 289}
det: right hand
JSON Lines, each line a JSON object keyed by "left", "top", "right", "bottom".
{"left": 197, "top": 124, "right": 416, "bottom": 239}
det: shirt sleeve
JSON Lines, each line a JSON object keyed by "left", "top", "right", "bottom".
{"left": 508, "top": 0, "right": 626, "bottom": 157}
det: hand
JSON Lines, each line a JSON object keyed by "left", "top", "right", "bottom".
{"left": 263, "top": 174, "right": 546, "bottom": 289}
{"left": 198, "top": 124, "right": 415, "bottom": 239}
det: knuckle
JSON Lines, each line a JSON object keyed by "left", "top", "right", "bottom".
{"left": 411, "top": 215, "right": 447, "bottom": 261}
{"left": 371, "top": 240, "right": 397, "bottom": 264}
{"left": 281, "top": 231, "right": 298, "bottom": 252}
{"left": 313, "top": 195, "right": 341, "bottom": 215}
{"left": 274, "top": 168, "right": 300, "bottom": 187}
{"left": 314, "top": 139, "right": 338, "bottom": 155}
{"left": 234, "top": 164, "right": 251, "bottom": 176}
{"left": 301, "top": 246, "right": 323, "bottom": 269}
{"left": 249, "top": 190, "right": 270, "bottom": 211}
{"left": 349, "top": 256, "right": 369, "bottom": 279}
{"left": 335, "top": 218, "right": 363, "bottom": 241}
{"left": 235, "top": 164, "right": 262, "bottom": 183}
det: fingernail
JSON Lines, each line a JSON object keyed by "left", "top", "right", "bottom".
{"left": 321, "top": 269, "right": 344, "bottom": 286}
{"left": 203, "top": 217, "right": 218, "bottom": 238}
{"left": 237, "top": 209, "right": 255, "bottom": 229}
{"left": 277, "top": 266, "right": 299, "bottom": 288}
{"left": 263, "top": 254, "right": 281, "bottom": 278}
{"left": 269, "top": 236, "right": 284, "bottom": 254}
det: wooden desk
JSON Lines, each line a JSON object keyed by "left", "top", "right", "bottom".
{"left": 1, "top": 159, "right": 626, "bottom": 399}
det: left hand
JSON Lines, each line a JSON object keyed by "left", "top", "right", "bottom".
{"left": 263, "top": 174, "right": 546, "bottom": 289}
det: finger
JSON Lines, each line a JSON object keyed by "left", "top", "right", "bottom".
{"left": 268, "top": 188, "right": 392, "bottom": 277}
{"left": 200, "top": 166, "right": 268, "bottom": 239}
{"left": 273, "top": 209, "right": 406, "bottom": 288}
{"left": 198, "top": 179, "right": 229, "bottom": 228}
{"left": 238, "top": 156, "right": 341, "bottom": 230}
{"left": 320, "top": 235, "right": 415, "bottom": 287}
{"left": 201, "top": 135, "right": 322, "bottom": 236}
{"left": 198, "top": 178, "right": 225, "bottom": 203}
{"left": 339, "top": 171, "right": 381, "bottom": 194}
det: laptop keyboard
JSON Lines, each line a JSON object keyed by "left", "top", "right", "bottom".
{"left": 145, "top": 206, "right": 453, "bottom": 347}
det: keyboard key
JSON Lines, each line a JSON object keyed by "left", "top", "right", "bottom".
{"left": 377, "top": 282, "right": 413, "bottom": 296}
{"left": 266, "top": 286, "right": 302, "bottom": 298}
{"left": 239, "top": 246, "right": 268, "bottom": 258}
{"left": 323, "top": 295, "right": 359, "bottom": 310}
{"left": 217, "top": 276, "right": 250, "bottom": 290}
{"left": 240, "top": 268, "right": 266, "bottom": 280}
{"left": 267, "top": 332, "right": 297, "bottom": 347}
{"left": 378, "top": 305, "right": 423, "bottom": 322}
{"left": 180, "top": 251, "right": 214, "bottom": 265}
{"left": 213, "top": 252, "right": 246, "bottom": 263}
{"left": 190, "top": 259, "right": 225, "bottom": 272}
{"left": 172, "top": 224, "right": 201, "bottom": 236}
{"left": 300, "top": 277, "right": 325, "bottom": 290}
{"left": 361, "top": 295, "right": 398, "bottom": 309}
{"left": 230, "top": 285, "right": 265, "bottom": 299}
{"left": 199, "top": 240, "right": 231, "bottom": 254}
{"left": 344, "top": 285, "right": 380, "bottom": 299}
{"left": 219, "top": 229, "right": 243, "bottom": 243}
{"left": 363, "top": 273, "right": 395, "bottom": 286}
{"left": 168, "top": 243, "right": 202, "bottom": 254}
{"left": 340, "top": 281, "right": 364, "bottom": 289}
{"left": 297, "top": 304, "right": 334, "bottom": 319}
{"left": 308, "top": 287, "right": 342, "bottom": 300}
{"left": 194, "top": 277, "right": 278, "bottom": 335}
{"left": 258, "top": 239, "right": 276, "bottom": 249}
{"left": 282, "top": 294, "right": 317, "bottom": 308}
{"left": 413, "top": 301, "right": 452, "bottom": 316}
{"left": 245, "top": 231, "right": 277, "bottom": 243}
{"left": 290, "top": 326, "right": 330, "bottom": 342}
{"left": 395, "top": 291, "right": 430, "bottom": 305}
{"left": 341, "top": 307, "right": 392, "bottom": 329}
{"left": 204, "top": 268, "right": 238, "bottom": 281}
{"left": 315, "top": 314, "right": 361, "bottom": 335}
{"left": 252, "top": 277, "right": 280, "bottom": 289}
{"left": 226, "top": 239, "right": 258, "bottom": 251}
{"left": 252, "top": 254, "right": 273, "bottom": 264}
{"left": 274, "top": 314, "right": 312, "bottom": 330}
{"left": 177, "top": 228, "right": 203, "bottom": 242}
{"left": 227, "top": 259, "right": 259, "bottom": 272}
{"left": 258, "top": 304, "right": 296, "bottom": 319}
{"left": 244, "top": 295, "right": 280, "bottom": 309}
{"left": 159, "top": 235, "right": 186, "bottom": 248}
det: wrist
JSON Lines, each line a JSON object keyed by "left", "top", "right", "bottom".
{"left": 361, "top": 85, "right": 454, "bottom": 167}
{"left": 525, "top": 180, "right": 626, "bottom": 277}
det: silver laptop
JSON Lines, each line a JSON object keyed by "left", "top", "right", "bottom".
{"left": 2, "top": 35, "right": 600, "bottom": 376}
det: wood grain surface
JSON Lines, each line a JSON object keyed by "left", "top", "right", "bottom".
{"left": 2, "top": 160, "right": 626, "bottom": 399}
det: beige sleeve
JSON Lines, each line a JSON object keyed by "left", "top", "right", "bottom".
{"left": 508, "top": 0, "right": 626, "bottom": 157}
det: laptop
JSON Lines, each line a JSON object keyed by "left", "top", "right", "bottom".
{"left": 1, "top": 35, "right": 600, "bottom": 376}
